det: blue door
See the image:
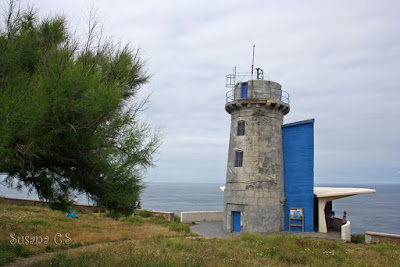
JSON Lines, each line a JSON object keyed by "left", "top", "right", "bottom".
{"left": 241, "top": 83, "right": 248, "bottom": 99}
{"left": 232, "top": 211, "right": 241, "bottom": 232}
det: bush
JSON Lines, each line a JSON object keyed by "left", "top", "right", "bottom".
{"left": 351, "top": 233, "right": 365, "bottom": 243}
{"left": 100, "top": 211, "right": 121, "bottom": 219}
{"left": 136, "top": 210, "right": 153, "bottom": 218}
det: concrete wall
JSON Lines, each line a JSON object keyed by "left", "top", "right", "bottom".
{"left": 365, "top": 231, "right": 400, "bottom": 245}
{"left": 181, "top": 211, "right": 223, "bottom": 223}
{"left": 224, "top": 79, "right": 290, "bottom": 233}
{"left": 341, "top": 221, "right": 351, "bottom": 242}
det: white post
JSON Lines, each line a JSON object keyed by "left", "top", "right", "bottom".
{"left": 318, "top": 198, "right": 328, "bottom": 233}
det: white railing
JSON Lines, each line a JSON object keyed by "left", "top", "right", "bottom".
{"left": 226, "top": 87, "right": 290, "bottom": 104}
{"left": 226, "top": 72, "right": 266, "bottom": 88}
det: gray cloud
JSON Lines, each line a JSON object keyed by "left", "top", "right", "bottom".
{"left": 27, "top": 0, "right": 400, "bottom": 184}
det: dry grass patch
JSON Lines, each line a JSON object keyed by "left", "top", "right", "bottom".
{"left": 0, "top": 202, "right": 192, "bottom": 265}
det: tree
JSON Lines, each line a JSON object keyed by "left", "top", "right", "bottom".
{"left": 0, "top": 1, "right": 161, "bottom": 215}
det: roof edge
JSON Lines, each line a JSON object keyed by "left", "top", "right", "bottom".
{"left": 283, "top": 118, "right": 315, "bottom": 128}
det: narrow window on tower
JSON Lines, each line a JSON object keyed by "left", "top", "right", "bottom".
{"left": 237, "top": 121, "right": 245, "bottom": 136}
{"left": 235, "top": 151, "right": 243, "bottom": 167}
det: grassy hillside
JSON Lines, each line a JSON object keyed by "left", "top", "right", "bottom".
{"left": 0, "top": 202, "right": 191, "bottom": 265}
{"left": 1, "top": 202, "right": 399, "bottom": 266}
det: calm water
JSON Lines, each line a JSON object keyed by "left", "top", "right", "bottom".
{"left": 1, "top": 182, "right": 399, "bottom": 235}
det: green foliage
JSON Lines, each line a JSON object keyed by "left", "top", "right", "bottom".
{"left": 0, "top": 242, "right": 31, "bottom": 266}
{"left": 136, "top": 209, "right": 153, "bottom": 218}
{"left": 169, "top": 222, "right": 191, "bottom": 233}
{"left": 0, "top": 1, "right": 160, "bottom": 216}
{"left": 351, "top": 233, "right": 365, "bottom": 243}
{"left": 100, "top": 211, "right": 122, "bottom": 219}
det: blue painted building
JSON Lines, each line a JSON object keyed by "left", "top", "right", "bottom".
{"left": 282, "top": 119, "right": 315, "bottom": 232}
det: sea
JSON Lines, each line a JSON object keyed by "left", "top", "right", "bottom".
{"left": 0, "top": 182, "right": 399, "bottom": 235}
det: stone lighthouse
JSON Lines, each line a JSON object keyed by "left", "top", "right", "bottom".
{"left": 223, "top": 70, "right": 290, "bottom": 233}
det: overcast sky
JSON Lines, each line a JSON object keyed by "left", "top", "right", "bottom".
{"left": 16, "top": 0, "right": 400, "bottom": 185}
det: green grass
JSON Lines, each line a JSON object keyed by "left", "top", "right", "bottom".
{"left": 121, "top": 216, "right": 143, "bottom": 225}
{"left": 149, "top": 216, "right": 170, "bottom": 225}
{"left": 2, "top": 203, "right": 400, "bottom": 266}
{"left": 21, "top": 220, "right": 48, "bottom": 227}
{"left": 30, "top": 233, "right": 400, "bottom": 267}
{"left": 0, "top": 242, "right": 31, "bottom": 266}
{"left": 169, "top": 222, "right": 191, "bottom": 233}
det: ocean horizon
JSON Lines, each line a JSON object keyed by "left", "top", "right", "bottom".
{"left": 1, "top": 182, "right": 399, "bottom": 235}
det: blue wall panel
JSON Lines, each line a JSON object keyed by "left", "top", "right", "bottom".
{"left": 282, "top": 119, "right": 314, "bottom": 232}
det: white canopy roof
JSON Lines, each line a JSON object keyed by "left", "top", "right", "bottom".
{"left": 220, "top": 186, "right": 376, "bottom": 198}
{"left": 314, "top": 187, "right": 376, "bottom": 198}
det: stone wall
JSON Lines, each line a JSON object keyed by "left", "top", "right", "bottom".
{"left": 150, "top": 210, "right": 175, "bottom": 222}
{"left": 181, "top": 211, "right": 223, "bottom": 223}
{"left": 233, "top": 80, "right": 283, "bottom": 101}
{"left": 365, "top": 231, "right": 400, "bottom": 245}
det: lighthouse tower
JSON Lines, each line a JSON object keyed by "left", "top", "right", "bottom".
{"left": 223, "top": 69, "right": 290, "bottom": 233}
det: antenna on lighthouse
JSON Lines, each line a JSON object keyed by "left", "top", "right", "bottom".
{"left": 251, "top": 44, "right": 255, "bottom": 80}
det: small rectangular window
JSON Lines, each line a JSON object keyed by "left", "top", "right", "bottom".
{"left": 237, "top": 121, "right": 245, "bottom": 136}
{"left": 235, "top": 151, "right": 243, "bottom": 167}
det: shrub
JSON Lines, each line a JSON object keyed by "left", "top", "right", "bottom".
{"left": 136, "top": 210, "right": 153, "bottom": 218}
{"left": 351, "top": 233, "right": 365, "bottom": 243}
{"left": 100, "top": 211, "right": 121, "bottom": 219}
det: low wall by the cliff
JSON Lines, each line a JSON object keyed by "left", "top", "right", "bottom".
{"left": 365, "top": 231, "right": 400, "bottom": 245}
{"left": 181, "top": 211, "right": 223, "bottom": 223}
{"left": 0, "top": 196, "right": 105, "bottom": 213}
{"left": 149, "top": 210, "right": 175, "bottom": 222}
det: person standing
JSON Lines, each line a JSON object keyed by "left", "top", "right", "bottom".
{"left": 327, "top": 211, "right": 335, "bottom": 228}
{"left": 342, "top": 211, "right": 347, "bottom": 224}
